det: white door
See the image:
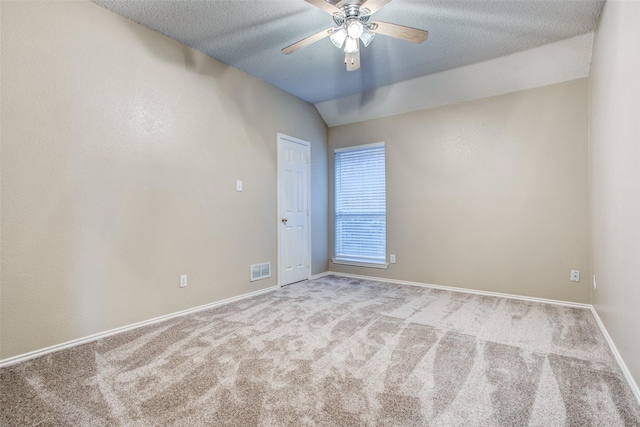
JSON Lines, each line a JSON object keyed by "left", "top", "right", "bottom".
{"left": 278, "top": 133, "right": 310, "bottom": 286}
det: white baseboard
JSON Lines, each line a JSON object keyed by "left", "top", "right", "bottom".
{"left": 322, "top": 271, "right": 591, "bottom": 309}
{"left": 0, "top": 285, "right": 279, "bottom": 368}
{"left": 589, "top": 307, "right": 640, "bottom": 404}
{"left": 309, "top": 271, "right": 332, "bottom": 280}
{"left": 315, "top": 270, "right": 639, "bottom": 404}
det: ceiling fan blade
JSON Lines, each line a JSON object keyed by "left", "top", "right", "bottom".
{"left": 281, "top": 28, "right": 333, "bottom": 55}
{"left": 345, "top": 44, "right": 361, "bottom": 71}
{"left": 369, "top": 21, "right": 428, "bottom": 43}
{"left": 360, "top": 0, "right": 392, "bottom": 15}
{"left": 305, "top": 0, "right": 344, "bottom": 16}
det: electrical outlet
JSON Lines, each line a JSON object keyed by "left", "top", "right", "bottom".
{"left": 593, "top": 274, "right": 597, "bottom": 290}
{"left": 390, "top": 254, "right": 396, "bottom": 264}
{"left": 180, "top": 274, "right": 187, "bottom": 288}
{"left": 570, "top": 270, "right": 580, "bottom": 282}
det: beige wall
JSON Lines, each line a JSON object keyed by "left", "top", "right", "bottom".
{"left": 589, "top": 1, "right": 640, "bottom": 386}
{"left": 0, "top": 1, "right": 328, "bottom": 359}
{"left": 329, "top": 79, "right": 591, "bottom": 303}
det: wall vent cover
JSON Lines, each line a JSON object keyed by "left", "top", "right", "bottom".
{"left": 250, "top": 262, "right": 271, "bottom": 282}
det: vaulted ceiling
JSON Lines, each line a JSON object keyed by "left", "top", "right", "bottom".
{"left": 92, "top": 0, "right": 604, "bottom": 119}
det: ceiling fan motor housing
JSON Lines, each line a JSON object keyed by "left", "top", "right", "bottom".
{"left": 333, "top": 4, "right": 371, "bottom": 46}
{"left": 333, "top": 4, "right": 371, "bottom": 25}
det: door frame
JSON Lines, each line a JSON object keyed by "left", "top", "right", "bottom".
{"left": 277, "top": 133, "right": 312, "bottom": 287}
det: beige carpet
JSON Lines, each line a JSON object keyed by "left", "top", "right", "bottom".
{"left": 2, "top": 275, "right": 639, "bottom": 426}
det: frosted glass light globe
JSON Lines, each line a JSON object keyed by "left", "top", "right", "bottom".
{"left": 347, "top": 20, "right": 364, "bottom": 39}
{"left": 344, "top": 36, "right": 358, "bottom": 53}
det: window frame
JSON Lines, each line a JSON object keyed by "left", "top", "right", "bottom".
{"left": 332, "top": 142, "right": 388, "bottom": 269}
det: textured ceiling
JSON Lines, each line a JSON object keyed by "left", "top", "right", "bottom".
{"left": 91, "top": 0, "right": 604, "bottom": 105}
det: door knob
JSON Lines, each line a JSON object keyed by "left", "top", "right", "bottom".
{"left": 281, "top": 217, "right": 288, "bottom": 224}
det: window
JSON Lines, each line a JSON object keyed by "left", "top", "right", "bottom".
{"left": 334, "top": 142, "right": 386, "bottom": 267}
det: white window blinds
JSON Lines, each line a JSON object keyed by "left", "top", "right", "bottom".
{"left": 335, "top": 142, "right": 386, "bottom": 264}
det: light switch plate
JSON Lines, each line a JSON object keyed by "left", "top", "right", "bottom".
{"left": 236, "top": 180, "right": 243, "bottom": 192}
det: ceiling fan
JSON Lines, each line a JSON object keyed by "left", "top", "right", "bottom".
{"left": 282, "top": 0, "right": 429, "bottom": 71}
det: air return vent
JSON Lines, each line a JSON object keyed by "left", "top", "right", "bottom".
{"left": 250, "top": 262, "right": 271, "bottom": 282}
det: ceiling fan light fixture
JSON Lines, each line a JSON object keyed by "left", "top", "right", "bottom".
{"left": 346, "top": 19, "right": 364, "bottom": 39}
{"left": 359, "top": 28, "right": 375, "bottom": 47}
{"left": 330, "top": 28, "right": 348, "bottom": 48}
{"left": 344, "top": 36, "right": 359, "bottom": 54}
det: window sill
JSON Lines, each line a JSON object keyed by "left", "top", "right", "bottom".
{"left": 331, "top": 258, "right": 389, "bottom": 269}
